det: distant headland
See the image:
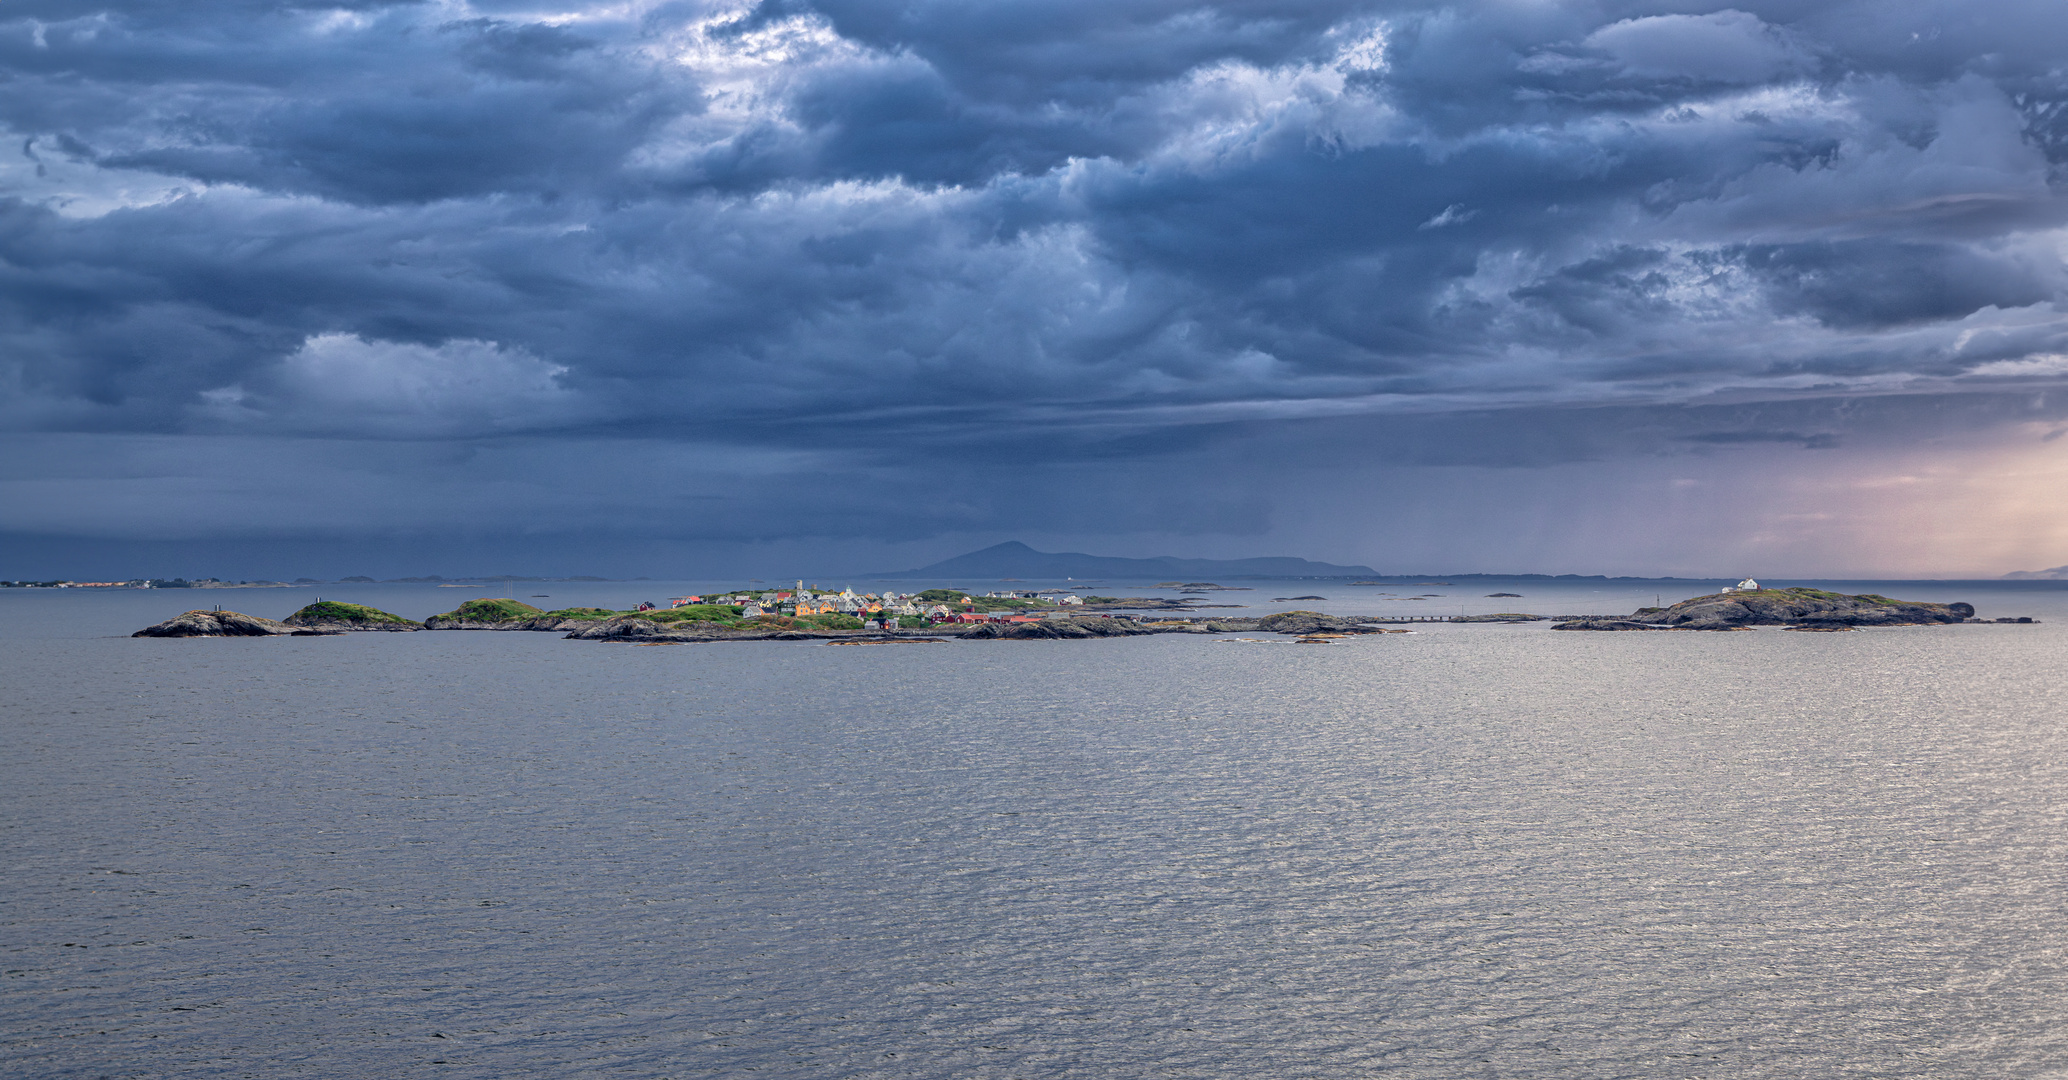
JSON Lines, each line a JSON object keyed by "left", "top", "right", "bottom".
{"left": 867, "top": 541, "right": 1378, "bottom": 580}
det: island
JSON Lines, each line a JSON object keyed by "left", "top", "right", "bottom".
{"left": 133, "top": 609, "right": 309, "bottom": 637}
{"left": 282, "top": 600, "right": 423, "bottom": 631}
{"left": 131, "top": 585, "right": 2031, "bottom": 642}
{"left": 1552, "top": 588, "right": 1976, "bottom": 631}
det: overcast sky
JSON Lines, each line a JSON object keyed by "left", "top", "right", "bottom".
{"left": 4, "top": 0, "right": 2068, "bottom": 579}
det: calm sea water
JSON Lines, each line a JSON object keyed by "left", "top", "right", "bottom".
{"left": 6, "top": 581, "right": 2068, "bottom": 1078}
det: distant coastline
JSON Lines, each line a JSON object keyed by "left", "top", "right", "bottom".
{"left": 21, "top": 533, "right": 2068, "bottom": 594}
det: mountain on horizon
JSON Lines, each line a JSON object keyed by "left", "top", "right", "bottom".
{"left": 2003, "top": 565, "right": 2068, "bottom": 580}
{"left": 868, "top": 541, "right": 1377, "bottom": 580}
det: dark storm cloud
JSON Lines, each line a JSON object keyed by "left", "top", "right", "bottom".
{"left": 3, "top": 0, "right": 2068, "bottom": 558}
{"left": 1737, "top": 239, "right": 2056, "bottom": 330}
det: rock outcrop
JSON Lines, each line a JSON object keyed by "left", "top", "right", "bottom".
{"left": 959, "top": 617, "right": 1156, "bottom": 639}
{"left": 563, "top": 615, "right": 727, "bottom": 641}
{"left": 1256, "top": 610, "right": 1374, "bottom": 635}
{"left": 1139, "top": 618, "right": 1265, "bottom": 633}
{"left": 282, "top": 600, "right": 422, "bottom": 631}
{"left": 1554, "top": 588, "right": 1974, "bottom": 631}
{"left": 561, "top": 615, "right": 890, "bottom": 642}
{"left": 134, "top": 609, "right": 302, "bottom": 637}
{"left": 433, "top": 615, "right": 593, "bottom": 631}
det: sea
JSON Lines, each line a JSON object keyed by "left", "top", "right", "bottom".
{"left": 6, "top": 576, "right": 2068, "bottom": 1078}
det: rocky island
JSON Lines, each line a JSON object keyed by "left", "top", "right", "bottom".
{"left": 136, "top": 600, "right": 435, "bottom": 636}
{"left": 281, "top": 600, "right": 423, "bottom": 631}
{"left": 421, "top": 598, "right": 592, "bottom": 630}
{"left": 133, "top": 609, "right": 307, "bottom": 637}
{"left": 1553, "top": 588, "right": 1976, "bottom": 631}
{"left": 132, "top": 587, "right": 2025, "bottom": 642}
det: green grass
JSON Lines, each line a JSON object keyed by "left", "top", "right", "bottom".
{"left": 541, "top": 607, "right": 620, "bottom": 620}
{"left": 634, "top": 606, "right": 747, "bottom": 624}
{"left": 290, "top": 600, "right": 413, "bottom": 624}
{"left": 437, "top": 598, "right": 544, "bottom": 621}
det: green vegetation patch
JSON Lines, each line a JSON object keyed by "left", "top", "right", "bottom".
{"left": 623, "top": 605, "right": 741, "bottom": 624}
{"left": 906, "top": 589, "right": 1048, "bottom": 611}
{"left": 291, "top": 600, "right": 413, "bottom": 624}
{"left": 1780, "top": 587, "right": 1852, "bottom": 601}
{"left": 439, "top": 598, "right": 544, "bottom": 621}
{"left": 796, "top": 613, "right": 865, "bottom": 630}
{"left": 542, "top": 607, "right": 620, "bottom": 620}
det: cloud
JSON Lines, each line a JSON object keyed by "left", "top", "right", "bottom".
{"left": 3, "top": 1, "right": 2068, "bottom": 571}
{"left": 197, "top": 333, "right": 583, "bottom": 436}
{"left": 1582, "top": 10, "right": 1808, "bottom": 85}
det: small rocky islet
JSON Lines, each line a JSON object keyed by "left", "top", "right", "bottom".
{"left": 132, "top": 600, "right": 424, "bottom": 637}
{"left": 1551, "top": 587, "right": 1985, "bottom": 631}
{"left": 133, "top": 588, "right": 2033, "bottom": 641}
{"left": 283, "top": 600, "right": 424, "bottom": 631}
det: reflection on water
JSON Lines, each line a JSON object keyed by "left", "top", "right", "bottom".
{"left": 5, "top": 583, "right": 2068, "bottom": 1077}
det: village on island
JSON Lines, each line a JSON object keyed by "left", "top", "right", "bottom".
{"left": 651, "top": 582, "right": 1086, "bottom": 630}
